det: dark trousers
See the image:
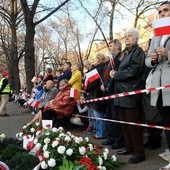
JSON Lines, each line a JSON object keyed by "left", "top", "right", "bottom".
{"left": 105, "top": 99, "right": 124, "bottom": 145}
{"left": 118, "top": 107, "right": 145, "bottom": 157}
{"left": 42, "top": 109, "right": 72, "bottom": 128}
{"left": 42, "top": 109, "right": 58, "bottom": 127}
{"left": 157, "top": 93, "right": 170, "bottom": 149}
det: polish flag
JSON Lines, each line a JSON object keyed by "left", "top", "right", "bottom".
{"left": 27, "top": 98, "right": 34, "bottom": 105}
{"left": 84, "top": 69, "right": 100, "bottom": 90}
{"left": 70, "top": 88, "right": 78, "bottom": 98}
{"left": 109, "top": 54, "right": 115, "bottom": 69}
{"left": 86, "top": 69, "right": 100, "bottom": 82}
{"left": 31, "top": 76, "right": 37, "bottom": 83}
{"left": 152, "top": 17, "right": 170, "bottom": 37}
{"left": 27, "top": 98, "right": 40, "bottom": 108}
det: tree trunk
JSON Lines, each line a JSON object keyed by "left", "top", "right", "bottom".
{"left": 24, "top": 24, "right": 35, "bottom": 94}
{"left": 10, "top": 18, "right": 21, "bottom": 94}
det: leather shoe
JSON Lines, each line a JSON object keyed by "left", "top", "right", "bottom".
{"left": 128, "top": 155, "right": 145, "bottom": 164}
{"left": 117, "top": 148, "right": 133, "bottom": 155}
{"left": 101, "top": 140, "right": 113, "bottom": 145}
{"left": 110, "top": 143, "right": 124, "bottom": 150}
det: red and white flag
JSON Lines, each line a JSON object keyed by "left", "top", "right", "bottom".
{"left": 27, "top": 98, "right": 40, "bottom": 108}
{"left": 31, "top": 76, "right": 37, "bottom": 83}
{"left": 109, "top": 54, "right": 115, "bottom": 70}
{"left": 84, "top": 69, "right": 100, "bottom": 90}
{"left": 152, "top": 17, "right": 170, "bottom": 37}
{"left": 70, "top": 88, "right": 78, "bottom": 98}
{"left": 86, "top": 69, "right": 100, "bottom": 83}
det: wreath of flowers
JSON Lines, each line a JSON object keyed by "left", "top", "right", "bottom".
{"left": 33, "top": 127, "right": 122, "bottom": 170}
{"left": 16, "top": 124, "right": 123, "bottom": 170}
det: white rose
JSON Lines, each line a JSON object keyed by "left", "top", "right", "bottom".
{"left": 33, "top": 138, "right": 38, "bottom": 144}
{"left": 88, "top": 144, "right": 93, "bottom": 151}
{"left": 112, "top": 155, "right": 117, "bottom": 161}
{"left": 23, "top": 125, "right": 27, "bottom": 129}
{"left": 79, "top": 146, "right": 86, "bottom": 155}
{"left": 35, "top": 122, "right": 40, "bottom": 126}
{"left": 57, "top": 145, "right": 66, "bottom": 154}
{"left": 59, "top": 133, "right": 65, "bottom": 138}
{"left": 97, "top": 166, "right": 106, "bottom": 170}
{"left": 85, "top": 137, "right": 89, "bottom": 142}
{"left": 44, "top": 151, "right": 50, "bottom": 158}
{"left": 103, "top": 148, "right": 109, "bottom": 154}
{"left": 66, "top": 148, "right": 73, "bottom": 156}
{"left": 0, "top": 134, "right": 6, "bottom": 139}
{"left": 16, "top": 133, "right": 23, "bottom": 140}
{"left": 36, "top": 143, "right": 42, "bottom": 149}
{"left": 74, "top": 137, "right": 81, "bottom": 144}
{"left": 48, "top": 158, "right": 56, "bottom": 167}
{"left": 103, "top": 152, "right": 108, "bottom": 160}
{"left": 58, "top": 127, "right": 64, "bottom": 131}
{"left": 43, "top": 144, "right": 48, "bottom": 151}
{"left": 71, "top": 135, "right": 75, "bottom": 138}
{"left": 55, "top": 137, "right": 60, "bottom": 141}
{"left": 41, "top": 161, "right": 48, "bottom": 169}
{"left": 52, "top": 140, "right": 59, "bottom": 148}
{"left": 19, "top": 132, "right": 23, "bottom": 137}
{"left": 67, "top": 131, "right": 71, "bottom": 136}
{"left": 52, "top": 127, "right": 58, "bottom": 133}
{"left": 44, "top": 138, "right": 50, "bottom": 144}
{"left": 36, "top": 130, "right": 42, "bottom": 136}
{"left": 64, "top": 136, "right": 71, "bottom": 142}
{"left": 30, "top": 127, "right": 35, "bottom": 133}
{"left": 98, "top": 156, "right": 103, "bottom": 166}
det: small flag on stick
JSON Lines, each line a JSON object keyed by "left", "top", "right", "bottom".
{"left": 70, "top": 88, "right": 78, "bottom": 98}
{"left": 84, "top": 69, "right": 100, "bottom": 90}
{"left": 152, "top": 17, "right": 170, "bottom": 37}
{"left": 31, "top": 76, "right": 37, "bottom": 83}
{"left": 27, "top": 98, "right": 40, "bottom": 108}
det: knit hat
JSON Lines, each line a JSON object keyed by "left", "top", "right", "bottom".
{"left": 2, "top": 71, "right": 9, "bottom": 77}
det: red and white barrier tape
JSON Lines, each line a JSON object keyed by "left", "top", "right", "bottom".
{"left": 75, "top": 114, "right": 170, "bottom": 131}
{"left": 81, "top": 84, "right": 170, "bottom": 104}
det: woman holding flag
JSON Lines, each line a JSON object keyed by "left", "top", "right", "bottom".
{"left": 68, "top": 63, "right": 82, "bottom": 100}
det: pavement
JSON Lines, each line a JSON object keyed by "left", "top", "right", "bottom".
{"left": 0, "top": 101, "right": 169, "bottom": 170}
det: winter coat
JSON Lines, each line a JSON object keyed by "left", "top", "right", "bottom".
{"left": 113, "top": 44, "right": 145, "bottom": 108}
{"left": 48, "top": 84, "right": 76, "bottom": 118}
{"left": 145, "top": 36, "right": 170, "bottom": 106}
{"left": 68, "top": 70, "right": 82, "bottom": 99}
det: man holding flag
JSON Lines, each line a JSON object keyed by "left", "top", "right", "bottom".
{"left": 145, "top": 2, "right": 170, "bottom": 169}
{"left": 100, "top": 39, "right": 124, "bottom": 149}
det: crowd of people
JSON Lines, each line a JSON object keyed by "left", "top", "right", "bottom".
{"left": 0, "top": 1, "right": 169, "bottom": 168}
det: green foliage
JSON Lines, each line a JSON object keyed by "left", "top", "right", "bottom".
{"left": 59, "top": 156, "right": 87, "bottom": 170}
{"left": 0, "top": 138, "right": 39, "bottom": 170}
{"left": 5, "top": 152, "right": 39, "bottom": 170}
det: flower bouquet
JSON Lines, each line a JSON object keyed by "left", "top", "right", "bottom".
{"left": 16, "top": 122, "right": 42, "bottom": 140}
{"left": 31, "top": 127, "right": 123, "bottom": 170}
{"left": 16, "top": 122, "right": 42, "bottom": 151}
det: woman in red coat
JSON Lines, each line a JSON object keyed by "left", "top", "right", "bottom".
{"left": 42, "top": 79, "right": 76, "bottom": 126}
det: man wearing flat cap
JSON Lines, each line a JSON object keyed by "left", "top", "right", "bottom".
{"left": 0, "top": 71, "right": 10, "bottom": 116}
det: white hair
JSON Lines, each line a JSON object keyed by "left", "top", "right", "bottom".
{"left": 124, "top": 28, "right": 140, "bottom": 40}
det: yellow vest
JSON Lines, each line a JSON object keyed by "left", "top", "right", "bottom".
{"left": 0, "top": 78, "right": 11, "bottom": 93}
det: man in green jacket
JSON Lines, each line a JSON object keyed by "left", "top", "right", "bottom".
{"left": 0, "top": 71, "right": 10, "bottom": 116}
